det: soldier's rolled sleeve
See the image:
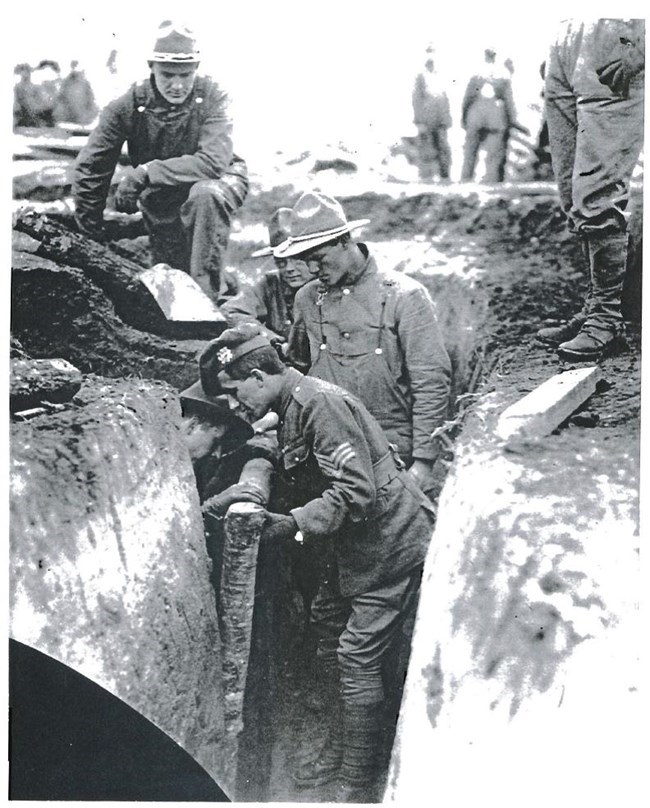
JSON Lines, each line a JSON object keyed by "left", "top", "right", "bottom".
{"left": 290, "top": 394, "right": 376, "bottom": 538}
{"left": 145, "top": 86, "right": 234, "bottom": 185}
{"left": 72, "top": 101, "right": 127, "bottom": 229}
{"left": 397, "top": 286, "right": 451, "bottom": 460}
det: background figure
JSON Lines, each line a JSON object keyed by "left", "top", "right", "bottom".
{"left": 461, "top": 46, "right": 516, "bottom": 182}
{"left": 24, "top": 59, "right": 62, "bottom": 127}
{"left": 539, "top": 19, "right": 644, "bottom": 361}
{"left": 411, "top": 45, "right": 452, "bottom": 181}
{"left": 13, "top": 64, "right": 41, "bottom": 128}
{"left": 72, "top": 20, "right": 248, "bottom": 302}
{"left": 54, "top": 61, "right": 99, "bottom": 126}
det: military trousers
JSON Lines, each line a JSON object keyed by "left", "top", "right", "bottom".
{"left": 310, "top": 560, "right": 423, "bottom": 706}
{"left": 545, "top": 19, "right": 644, "bottom": 235}
{"left": 140, "top": 173, "right": 248, "bottom": 301}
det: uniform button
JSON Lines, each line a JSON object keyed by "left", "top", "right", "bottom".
{"left": 294, "top": 455, "right": 300, "bottom": 461}
{"left": 342, "top": 332, "right": 350, "bottom": 339}
{"left": 295, "top": 386, "right": 300, "bottom": 391}
{"left": 285, "top": 319, "right": 291, "bottom": 325}
{"left": 319, "top": 343, "right": 327, "bottom": 351}
{"left": 343, "top": 288, "right": 351, "bottom": 295}
{"left": 375, "top": 348, "right": 383, "bottom": 354}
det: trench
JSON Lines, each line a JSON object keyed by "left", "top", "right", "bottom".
{"left": 10, "top": 170, "right": 642, "bottom": 801}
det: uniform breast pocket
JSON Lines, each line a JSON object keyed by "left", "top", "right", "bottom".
{"left": 283, "top": 440, "right": 310, "bottom": 472}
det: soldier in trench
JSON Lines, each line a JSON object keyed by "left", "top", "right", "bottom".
{"left": 282, "top": 191, "right": 452, "bottom": 496}
{"left": 536, "top": 18, "right": 645, "bottom": 361}
{"left": 199, "top": 322, "right": 437, "bottom": 802}
{"left": 221, "top": 207, "right": 313, "bottom": 348}
{"left": 72, "top": 20, "right": 248, "bottom": 303}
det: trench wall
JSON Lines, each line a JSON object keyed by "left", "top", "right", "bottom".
{"left": 385, "top": 394, "right": 641, "bottom": 805}
{"left": 9, "top": 377, "right": 229, "bottom": 792}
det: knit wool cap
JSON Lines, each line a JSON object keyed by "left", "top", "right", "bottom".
{"left": 199, "top": 323, "right": 273, "bottom": 395}
{"left": 151, "top": 21, "right": 200, "bottom": 63}
{"left": 251, "top": 207, "right": 293, "bottom": 258}
{"left": 273, "top": 192, "right": 370, "bottom": 258}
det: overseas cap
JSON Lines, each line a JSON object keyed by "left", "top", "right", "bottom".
{"left": 199, "top": 323, "right": 273, "bottom": 394}
{"left": 151, "top": 21, "right": 200, "bottom": 63}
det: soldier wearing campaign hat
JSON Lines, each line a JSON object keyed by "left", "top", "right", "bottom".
{"left": 199, "top": 322, "right": 437, "bottom": 801}
{"left": 221, "top": 207, "right": 312, "bottom": 344}
{"left": 280, "top": 191, "right": 451, "bottom": 494}
{"left": 73, "top": 20, "right": 248, "bottom": 302}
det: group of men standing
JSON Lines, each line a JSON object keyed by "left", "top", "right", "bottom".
{"left": 69, "top": 16, "right": 644, "bottom": 802}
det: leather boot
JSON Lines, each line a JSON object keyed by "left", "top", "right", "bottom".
{"left": 334, "top": 703, "right": 383, "bottom": 803}
{"left": 558, "top": 231, "right": 627, "bottom": 361}
{"left": 537, "top": 236, "right": 592, "bottom": 346}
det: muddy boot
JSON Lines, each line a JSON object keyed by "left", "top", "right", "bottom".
{"left": 558, "top": 232, "right": 627, "bottom": 361}
{"left": 292, "top": 697, "right": 343, "bottom": 787}
{"left": 536, "top": 313, "right": 588, "bottom": 346}
{"left": 334, "top": 703, "right": 383, "bottom": 803}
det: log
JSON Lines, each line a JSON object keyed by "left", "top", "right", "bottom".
{"left": 11, "top": 250, "right": 207, "bottom": 390}
{"left": 218, "top": 456, "right": 273, "bottom": 798}
{"left": 12, "top": 212, "right": 226, "bottom": 339}
{"left": 10, "top": 358, "right": 83, "bottom": 412}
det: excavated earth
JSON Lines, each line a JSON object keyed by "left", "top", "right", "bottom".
{"left": 10, "top": 136, "right": 643, "bottom": 802}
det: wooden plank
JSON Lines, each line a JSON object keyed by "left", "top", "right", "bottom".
{"left": 496, "top": 366, "right": 600, "bottom": 444}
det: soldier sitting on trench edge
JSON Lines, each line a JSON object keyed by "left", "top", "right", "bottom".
{"left": 199, "top": 321, "right": 437, "bottom": 802}
{"left": 72, "top": 20, "right": 248, "bottom": 304}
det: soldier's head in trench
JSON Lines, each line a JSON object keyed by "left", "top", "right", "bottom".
{"left": 148, "top": 21, "right": 200, "bottom": 105}
{"left": 200, "top": 324, "right": 287, "bottom": 423}
{"left": 251, "top": 207, "right": 312, "bottom": 290}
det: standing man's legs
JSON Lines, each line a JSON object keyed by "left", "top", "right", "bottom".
{"left": 432, "top": 126, "right": 452, "bottom": 180}
{"left": 461, "top": 123, "right": 483, "bottom": 181}
{"left": 483, "top": 128, "right": 508, "bottom": 182}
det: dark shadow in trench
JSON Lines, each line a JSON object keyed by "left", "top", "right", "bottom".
{"left": 8, "top": 639, "right": 229, "bottom": 801}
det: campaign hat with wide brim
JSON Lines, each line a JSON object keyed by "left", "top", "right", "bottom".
{"left": 273, "top": 192, "right": 370, "bottom": 259}
{"left": 250, "top": 207, "right": 293, "bottom": 258}
{"left": 180, "top": 379, "right": 253, "bottom": 451}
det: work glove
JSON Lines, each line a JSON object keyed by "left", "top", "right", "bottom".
{"left": 260, "top": 510, "right": 299, "bottom": 542}
{"left": 596, "top": 37, "right": 645, "bottom": 97}
{"left": 114, "top": 165, "right": 148, "bottom": 213}
{"left": 75, "top": 215, "right": 106, "bottom": 242}
{"left": 201, "top": 480, "right": 268, "bottom": 519}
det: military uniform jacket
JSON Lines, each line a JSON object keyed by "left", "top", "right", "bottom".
{"left": 221, "top": 264, "right": 295, "bottom": 341}
{"left": 277, "top": 368, "right": 436, "bottom": 597}
{"left": 287, "top": 246, "right": 451, "bottom": 463}
{"left": 73, "top": 75, "right": 247, "bottom": 232}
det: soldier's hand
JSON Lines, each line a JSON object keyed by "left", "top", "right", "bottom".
{"left": 261, "top": 510, "right": 298, "bottom": 542}
{"left": 201, "top": 481, "right": 268, "bottom": 518}
{"left": 407, "top": 458, "right": 435, "bottom": 492}
{"left": 597, "top": 37, "right": 645, "bottom": 97}
{"left": 114, "top": 165, "right": 148, "bottom": 213}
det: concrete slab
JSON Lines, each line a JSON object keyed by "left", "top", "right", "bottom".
{"left": 139, "top": 264, "right": 226, "bottom": 324}
{"left": 496, "top": 366, "right": 600, "bottom": 444}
